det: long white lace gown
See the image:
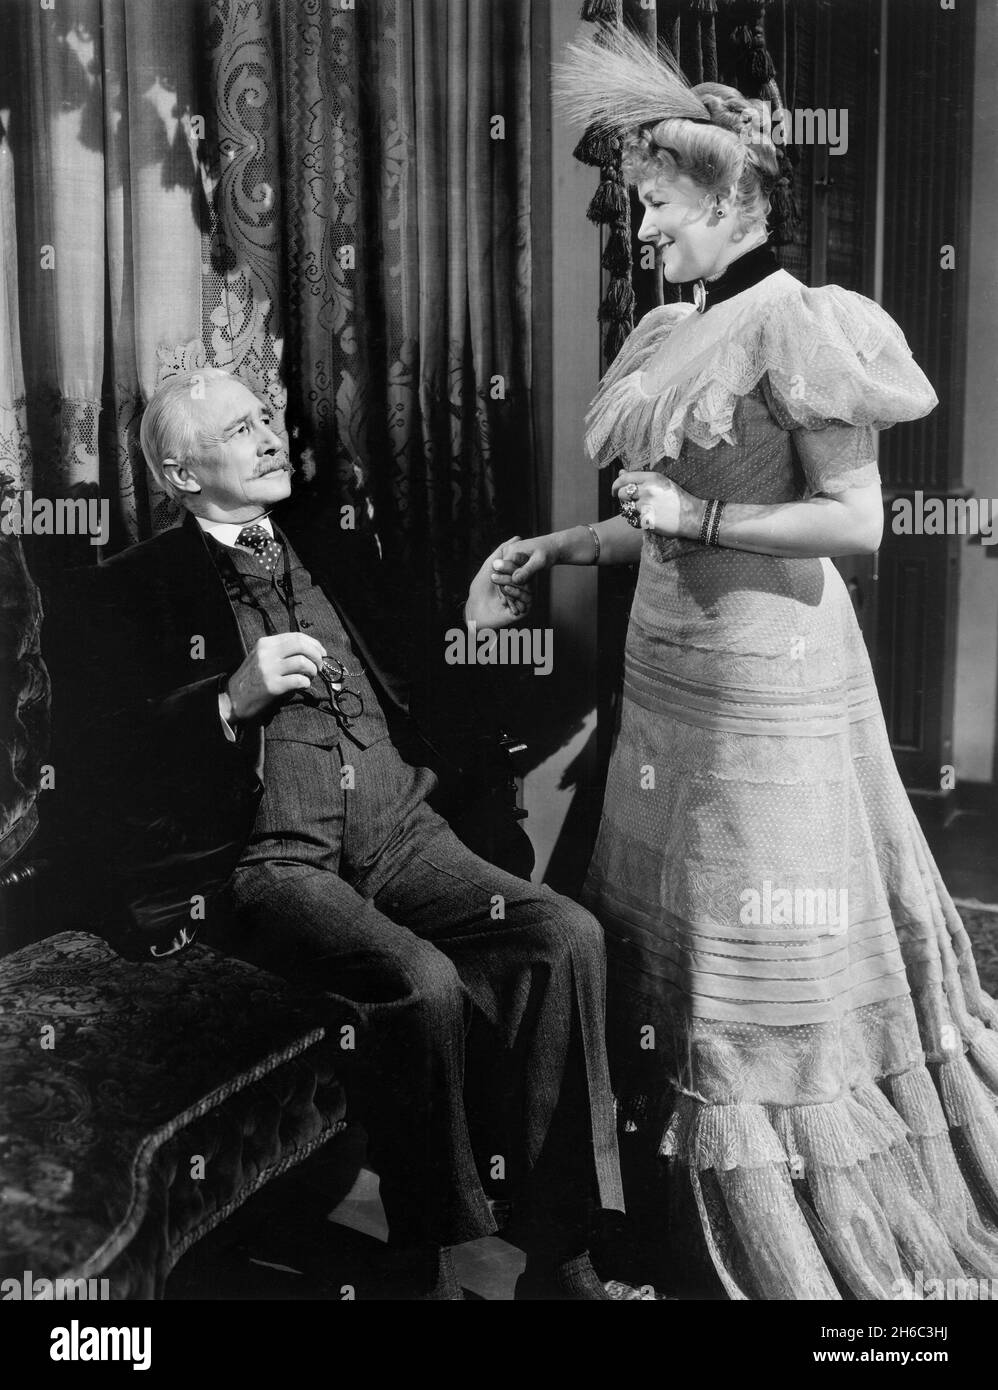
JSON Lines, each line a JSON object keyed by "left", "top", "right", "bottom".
{"left": 581, "top": 269, "right": 998, "bottom": 1300}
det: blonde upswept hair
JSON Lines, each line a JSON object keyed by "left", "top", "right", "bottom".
{"left": 554, "top": 28, "right": 781, "bottom": 233}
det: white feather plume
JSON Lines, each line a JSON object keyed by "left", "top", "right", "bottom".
{"left": 552, "top": 26, "right": 710, "bottom": 137}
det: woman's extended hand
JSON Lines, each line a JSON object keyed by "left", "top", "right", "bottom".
{"left": 490, "top": 534, "right": 562, "bottom": 588}
{"left": 611, "top": 470, "right": 701, "bottom": 539}
{"left": 465, "top": 538, "right": 534, "bottom": 626}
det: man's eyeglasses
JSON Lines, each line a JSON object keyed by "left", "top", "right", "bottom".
{"left": 318, "top": 657, "right": 365, "bottom": 729}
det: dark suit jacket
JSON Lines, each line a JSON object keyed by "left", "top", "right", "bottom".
{"left": 43, "top": 505, "right": 475, "bottom": 959}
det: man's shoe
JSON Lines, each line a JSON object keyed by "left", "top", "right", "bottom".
{"left": 514, "top": 1252, "right": 611, "bottom": 1300}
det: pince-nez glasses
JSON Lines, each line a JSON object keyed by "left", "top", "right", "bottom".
{"left": 318, "top": 657, "right": 365, "bottom": 729}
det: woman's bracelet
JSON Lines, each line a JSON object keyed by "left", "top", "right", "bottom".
{"left": 583, "top": 523, "right": 601, "bottom": 564}
{"left": 698, "top": 499, "right": 726, "bottom": 548}
{"left": 698, "top": 499, "right": 715, "bottom": 546}
{"left": 708, "top": 500, "right": 725, "bottom": 547}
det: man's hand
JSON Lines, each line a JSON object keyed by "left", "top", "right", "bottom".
{"left": 465, "top": 538, "right": 533, "bottom": 627}
{"left": 223, "top": 633, "right": 328, "bottom": 723}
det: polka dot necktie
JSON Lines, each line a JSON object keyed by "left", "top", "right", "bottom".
{"left": 235, "top": 523, "right": 282, "bottom": 574}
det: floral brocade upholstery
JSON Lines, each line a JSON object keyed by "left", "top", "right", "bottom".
{"left": 0, "top": 535, "right": 50, "bottom": 869}
{"left": 0, "top": 932, "right": 348, "bottom": 1298}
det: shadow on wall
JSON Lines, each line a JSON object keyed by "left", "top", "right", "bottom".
{"left": 516, "top": 592, "right": 628, "bottom": 898}
{"left": 20, "top": 3, "right": 213, "bottom": 232}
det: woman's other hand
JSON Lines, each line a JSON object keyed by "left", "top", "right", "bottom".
{"left": 612, "top": 470, "right": 703, "bottom": 539}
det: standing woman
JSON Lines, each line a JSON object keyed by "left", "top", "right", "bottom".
{"left": 493, "top": 31, "right": 998, "bottom": 1298}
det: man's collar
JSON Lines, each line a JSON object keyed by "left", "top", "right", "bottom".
{"left": 194, "top": 513, "right": 275, "bottom": 549}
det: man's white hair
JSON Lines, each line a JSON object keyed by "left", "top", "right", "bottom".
{"left": 139, "top": 368, "right": 234, "bottom": 499}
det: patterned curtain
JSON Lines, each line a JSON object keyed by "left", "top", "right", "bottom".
{"left": 0, "top": 96, "right": 45, "bottom": 871}
{"left": 0, "top": 0, "right": 536, "bottom": 611}
{"left": 277, "top": 0, "right": 535, "bottom": 606}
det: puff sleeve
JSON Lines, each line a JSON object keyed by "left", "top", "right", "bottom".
{"left": 584, "top": 275, "right": 937, "bottom": 479}
{"left": 786, "top": 423, "right": 880, "bottom": 497}
{"left": 759, "top": 283, "right": 938, "bottom": 495}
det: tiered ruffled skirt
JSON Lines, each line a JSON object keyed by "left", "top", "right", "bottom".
{"left": 584, "top": 544, "right": 998, "bottom": 1299}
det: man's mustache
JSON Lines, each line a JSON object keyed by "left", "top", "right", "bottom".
{"left": 256, "top": 458, "right": 291, "bottom": 476}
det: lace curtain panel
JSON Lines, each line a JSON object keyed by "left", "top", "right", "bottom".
{"left": 0, "top": 0, "right": 535, "bottom": 608}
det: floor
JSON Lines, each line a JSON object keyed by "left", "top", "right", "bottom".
{"left": 166, "top": 1127, "right": 675, "bottom": 1300}
{"left": 167, "top": 1128, "right": 533, "bottom": 1301}
{"left": 915, "top": 789, "right": 998, "bottom": 907}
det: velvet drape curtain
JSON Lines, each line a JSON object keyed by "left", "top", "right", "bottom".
{"left": 0, "top": 0, "right": 536, "bottom": 608}
{"left": 277, "top": 0, "right": 535, "bottom": 602}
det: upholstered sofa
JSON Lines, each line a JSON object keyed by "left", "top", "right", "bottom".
{"left": 0, "top": 892, "right": 352, "bottom": 1299}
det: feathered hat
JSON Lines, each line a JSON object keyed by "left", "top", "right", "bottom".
{"left": 553, "top": 26, "right": 712, "bottom": 140}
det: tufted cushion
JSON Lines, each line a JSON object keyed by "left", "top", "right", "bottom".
{"left": 0, "top": 931, "right": 348, "bottom": 1298}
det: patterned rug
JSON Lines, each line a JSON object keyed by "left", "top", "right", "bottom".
{"left": 605, "top": 1279, "right": 672, "bottom": 1299}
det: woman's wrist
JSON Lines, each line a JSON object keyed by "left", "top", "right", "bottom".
{"left": 549, "top": 526, "right": 590, "bottom": 565}
{"left": 573, "top": 523, "right": 601, "bottom": 564}
{"left": 682, "top": 493, "right": 709, "bottom": 542}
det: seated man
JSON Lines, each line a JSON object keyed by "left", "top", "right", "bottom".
{"left": 60, "top": 368, "right": 623, "bottom": 1300}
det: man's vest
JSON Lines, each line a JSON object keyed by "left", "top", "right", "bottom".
{"left": 212, "top": 532, "right": 436, "bottom": 881}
